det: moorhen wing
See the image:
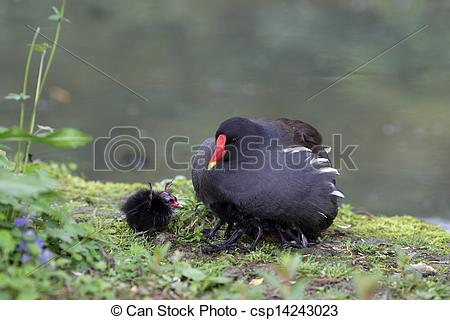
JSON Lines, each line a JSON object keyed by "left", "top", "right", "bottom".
{"left": 192, "top": 117, "right": 343, "bottom": 251}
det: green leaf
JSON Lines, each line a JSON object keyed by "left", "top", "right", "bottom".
{"left": 48, "top": 7, "right": 70, "bottom": 23}
{"left": 0, "top": 169, "right": 56, "bottom": 197}
{"left": 0, "top": 150, "right": 9, "bottom": 169}
{"left": 48, "top": 15, "right": 60, "bottom": 22}
{"left": 0, "top": 127, "right": 31, "bottom": 139}
{"left": 94, "top": 261, "right": 107, "bottom": 271}
{"left": 260, "top": 272, "right": 285, "bottom": 292}
{"left": 287, "top": 282, "right": 305, "bottom": 300}
{"left": 0, "top": 230, "right": 16, "bottom": 254}
{"left": 41, "top": 128, "right": 93, "bottom": 148}
{"left": 32, "top": 43, "right": 50, "bottom": 53}
{"left": 208, "top": 276, "right": 232, "bottom": 284}
{"left": 4, "top": 93, "right": 30, "bottom": 101}
{"left": 51, "top": 6, "right": 60, "bottom": 15}
{"left": 17, "top": 288, "right": 39, "bottom": 300}
{"left": 0, "top": 144, "right": 11, "bottom": 151}
{"left": 28, "top": 243, "right": 41, "bottom": 256}
{"left": 285, "top": 254, "right": 301, "bottom": 279}
{"left": 0, "top": 126, "right": 93, "bottom": 149}
{"left": 182, "top": 267, "right": 206, "bottom": 281}
{"left": 0, "top": 195, "right": 20, "bottom": 211}
{"left": 67, "top": 162, "right": 78, "bottom": 171}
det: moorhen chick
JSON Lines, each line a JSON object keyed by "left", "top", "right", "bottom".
{"left": 122, "top": 182, "right": 181, "bottom": 233}
{"left": 192, "top": 117, "right": 343, "bottom": 251}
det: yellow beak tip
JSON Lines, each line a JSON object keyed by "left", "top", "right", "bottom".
{"left": 207, "top": 162, "right": 216, "bottom": 170}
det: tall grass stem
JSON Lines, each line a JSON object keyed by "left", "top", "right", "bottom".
{"left": 21, "top": 0, "right": 66, "bottom": 171}
{"left": 23, "top": 50, "right": 47, "bottom": 169}
{"left": 15, "top": 27, "right": 40, "bottom": 173}
{"left": 38, "top": 0, "right": 65, "bottom": 100}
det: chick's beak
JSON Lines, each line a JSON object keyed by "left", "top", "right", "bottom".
{"left": 171, "top": 200, "right": 182, "bottom": 208}
{"left": 208, "top": 134, "right": 226, "bottom": 170}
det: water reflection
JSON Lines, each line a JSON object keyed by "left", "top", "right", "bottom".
{"left": 1, "top": 0, "right": 449, "bottom": 227}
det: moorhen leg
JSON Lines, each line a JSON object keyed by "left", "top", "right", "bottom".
{"left": 283, "top": 227, "right": 309, "bottom": 248}
{"left": 203, "top": 227, "right": 246, "bottom": 253}
{"left": 284, "top": 228, "right": 302, "bottom": 248}
{"left": 276, "top": 224, "right": 292, "bottom": 248}
{"left": 224, "top": 221, "right": 235, "bottom": 239}
{"left": 248, "top": 225, "right": 264, "bottom": 251}
{"left": 223, "top": 227, "right": 245, "bottom": 246}
{"left": 205, "top": 219, "right": 225, "bottom": 241}
{"left": 228, "top": 224, "right": 264, "bottom": 253}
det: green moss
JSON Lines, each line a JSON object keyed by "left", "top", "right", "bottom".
{"left": 10, "top": 163, "right": 448, "bottom": 299}
{"left": 336, "top": 204, "right": 450, "bottom": 254}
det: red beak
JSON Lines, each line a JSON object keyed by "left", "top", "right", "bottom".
{"left": 208, "top": 134, "right": 226, "bottom": 170}
{"left": 171, "top": 200, "right": 182, "bottom": 208}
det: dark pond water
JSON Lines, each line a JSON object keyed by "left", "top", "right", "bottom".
{"left": 1, "top": 0, "right": 449, "bottom": 229}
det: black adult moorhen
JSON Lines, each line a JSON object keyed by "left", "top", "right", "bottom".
{"left": 122, "top": 182, "right": 181, "bottom": 233}
{"left": 192, "top": 117, "right": 343, "bottom": 251}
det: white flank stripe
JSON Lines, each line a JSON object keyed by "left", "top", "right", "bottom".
{"left": 319, "top": 167, "right": 340, "bottom": 175}
{"left": 283, "top": 146, "right": 312, "bottom": 153}
{"left": 317, "top": 211, "right": 328, "bottom": 219}
{"left": 311, "top": 157, "right": 329, "bottom": 165}
{"left": 330, "top": 190, "right": 345, "bottom": 198}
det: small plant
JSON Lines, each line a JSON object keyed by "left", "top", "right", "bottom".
{"left": 352, "top": 272, "right": 381, "bottom": 299}
{"left": 260, "top": 253, "right": 306, "bottom": 299}
{"left": 0, "top": 0, "right": 92, "bottom": 258}
{"left": 0, "top": 1, "right": 98, "bottom": 299}
{"left": 1, "top": 0, "right": 91, "bottom": 173}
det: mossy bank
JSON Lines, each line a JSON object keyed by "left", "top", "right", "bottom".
{"left": 1, "top": 163, "right": 449, "bottom": 299}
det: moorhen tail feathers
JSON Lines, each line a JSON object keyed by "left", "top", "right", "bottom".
{"left": 275, "top": 117, "right": 323, "bottom": 150}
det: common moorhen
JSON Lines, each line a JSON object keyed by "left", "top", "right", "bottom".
{"left": 122, "top": 182, "right": 181, "bottom": 233}
{"left": 192, "top": 117, "right": 343, "bottom": 251}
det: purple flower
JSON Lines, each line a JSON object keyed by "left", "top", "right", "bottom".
{"left": 18, "top": 241, "right": 28, "bottom": 251}
{"left": 21, "top": 253, "right": 30, "bottom": 263}
{"left": 15, "top": 217, "right": 29, "bottom": 228}
{"left": 34, "top": 237, "right": 45, "bottom": 250}
{"left": 24, "top": 230, "right": 36, "bottom": 238}
{"left": 40, "top": 250, "right": 52, "bottom": 264}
